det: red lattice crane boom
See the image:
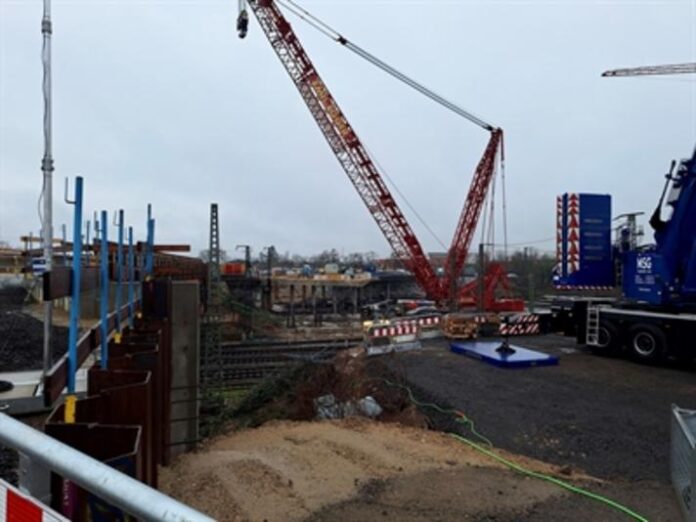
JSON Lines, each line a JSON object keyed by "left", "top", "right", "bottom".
{"left": 441, "top": 129, "right": 502, "bottom": 300}
{"left": 249, "top": 0, "right": 440, "bottom": 298}
{"left": 246, "top": 0, "right": 519, "bottom": 309}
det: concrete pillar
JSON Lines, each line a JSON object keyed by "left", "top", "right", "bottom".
{"left": 169, "top": 281, "right": 200, "bottom": 459}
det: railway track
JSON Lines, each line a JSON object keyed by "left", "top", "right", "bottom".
{"left": 210, "top": 338, "right": 362, "bottom": 387}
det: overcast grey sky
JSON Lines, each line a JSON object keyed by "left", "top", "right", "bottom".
{"left": 1, "top": 0, "right": 695, "bottom": 260}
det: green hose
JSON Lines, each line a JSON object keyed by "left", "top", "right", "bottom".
{"left": 449, "top": 433, "right": 649, "bottom": 522}
{"left": 383, "top": 379, "right": 493, "bottom": 447}
{"left": 383, "top": 379, "right": 649, "bottom": 522}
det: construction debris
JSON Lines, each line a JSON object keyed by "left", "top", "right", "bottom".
{"left": 314, "top": 394, "right": 383, "bottom": 420}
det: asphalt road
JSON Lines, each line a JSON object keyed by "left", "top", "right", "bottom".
{"left": 390, "top": 334, "right": 696, "bottom": 521}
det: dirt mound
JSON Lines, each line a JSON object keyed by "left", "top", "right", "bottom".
{"left": 159, "top": 419, "right": 570, "bottom": 522}
{"left": 230, "top": 349, "right": 427, "bottom": 430}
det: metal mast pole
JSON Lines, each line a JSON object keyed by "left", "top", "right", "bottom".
{"left": 41, "top": 0, "right": 54, "bottom": 376}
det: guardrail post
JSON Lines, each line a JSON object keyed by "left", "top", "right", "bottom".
{"left": 100, "top": 209, "right": 109, "bottom": 369}
{"left": 65, "top": 177, "right": 83, "bottom": 394}
{"left": 115, "top": 209, "right": 124, "bottom": 333}
{"left": 128, "top": 226, "right": 135, "bottom": 328}
{"left": 145, "top": 204, "right": 155, "bottom": 277}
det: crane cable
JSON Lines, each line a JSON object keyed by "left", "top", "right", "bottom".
{"left": 276, "top": 0, "right": 447, "bottom": 250}
{"left": 363, "top": 143, "right": 448, "bottom": 251}
{"left": 500, "top": 134, "right": 509, "bottom": 259}
{"left": 272, "top": 0, "right": 450, "bottom": 250}
{"left": 274, "top": 0, "right": 504, "bottom": 252}
{"left": 276, "top": 0, "right": 495, "bottom": 132}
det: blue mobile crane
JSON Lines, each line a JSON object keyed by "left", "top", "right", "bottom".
{"left": 627, "top": 148, "right": 696, "bottom": 306}
{"left": 557, "top": 146, "right": 696, "bottom": 363}
{"left": 550, "top": 61, "right": 696, "bottom": 365}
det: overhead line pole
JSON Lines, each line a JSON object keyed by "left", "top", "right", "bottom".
{"left": 41, "top": 0, "right": 54, "bottom": 377}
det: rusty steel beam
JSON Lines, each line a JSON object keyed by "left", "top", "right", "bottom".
{"left": 43, "top": 266, "right": 99, "bottom": 301}
{"left": 140, "top": 243, "right": 191, "bottom": 253}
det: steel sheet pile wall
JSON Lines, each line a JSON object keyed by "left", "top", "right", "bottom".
{"left": 43, "top": 280, "right": 175, "bottom": 521}
{"left": 555, "top": 193, "right": 614, "bottom": 289}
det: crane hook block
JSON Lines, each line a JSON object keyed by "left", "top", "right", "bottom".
{"left": 237, "top": 9, "right": 249, "bottom": 39}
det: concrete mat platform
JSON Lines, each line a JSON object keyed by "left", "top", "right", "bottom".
{"left": 450, "top": 341, "right": 559, "bottom": 368}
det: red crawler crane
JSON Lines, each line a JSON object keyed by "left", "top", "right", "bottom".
{"left": 244, "top": 0, "right": 523, "bottom": 311}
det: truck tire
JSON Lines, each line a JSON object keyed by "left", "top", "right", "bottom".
{"left": 627, "top": 324, "right": 666, "bottom": 364}
{"left": 591, "top": 319, "right": 620, "bottom": 356}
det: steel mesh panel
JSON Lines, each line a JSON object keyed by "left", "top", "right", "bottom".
{"left": 672, "top": 405, "right": 696, "bottom": 522}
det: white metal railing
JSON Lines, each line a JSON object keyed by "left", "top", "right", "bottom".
{"left": 672, "top": 404, "right": 696, "bottom": 522}
{"left": 0, "top": 413, "right": 214, "bottom": 522}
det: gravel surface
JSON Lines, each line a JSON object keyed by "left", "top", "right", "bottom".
{"left": 388, "top": 335, "right": 696, "bottom": 520}
{"left": 0, "top": 284, "right": 67, "bottom": 485}
{"left": 0, "top": 284, "right": 68, "bottom": 372}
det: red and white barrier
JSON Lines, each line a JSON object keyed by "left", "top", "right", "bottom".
{"left": 0, "top": 479, "right": 68, "bottom": 522}
{"left": 392, "top": 315, "right": 442, "bottom": 339}
{"left": 370, "top": 323, "right": 420, "bottom": 338}
{"left": 554, "top": 285, "right": 614, "bottom": 291}
{"left": 365, "top": 321, "right": 421, "bottom": 356}
{"left": 499, "top": 314, "right": 540, "bottom": 336}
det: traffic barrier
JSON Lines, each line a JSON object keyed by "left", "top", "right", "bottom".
{"left": 371, "top": 323, "right": 420, "bottom": 338}
{"left": 0, "top": 479, "right": 68, "bottom": 522}
{"left": 499, "top": 314, "right": 541, "bottom": 336}
{"left": 554, "top": 285, "right": 614, "bottom": 291}
{"left": 364, "top": 321, "right": 421, "bottom": 356}
{"left": 392, "top": 315, "right": 443, "bottom": 339}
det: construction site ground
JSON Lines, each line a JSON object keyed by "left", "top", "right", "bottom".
{"left": 161, "top": 334, "right": 695, "bottom": 521}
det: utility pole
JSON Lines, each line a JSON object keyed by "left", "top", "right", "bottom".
{"left": 41, "top": 0, "right": 54, "bottom": 376}
{"left": 235, "top": 244, "right": 251, "bottom": 276}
